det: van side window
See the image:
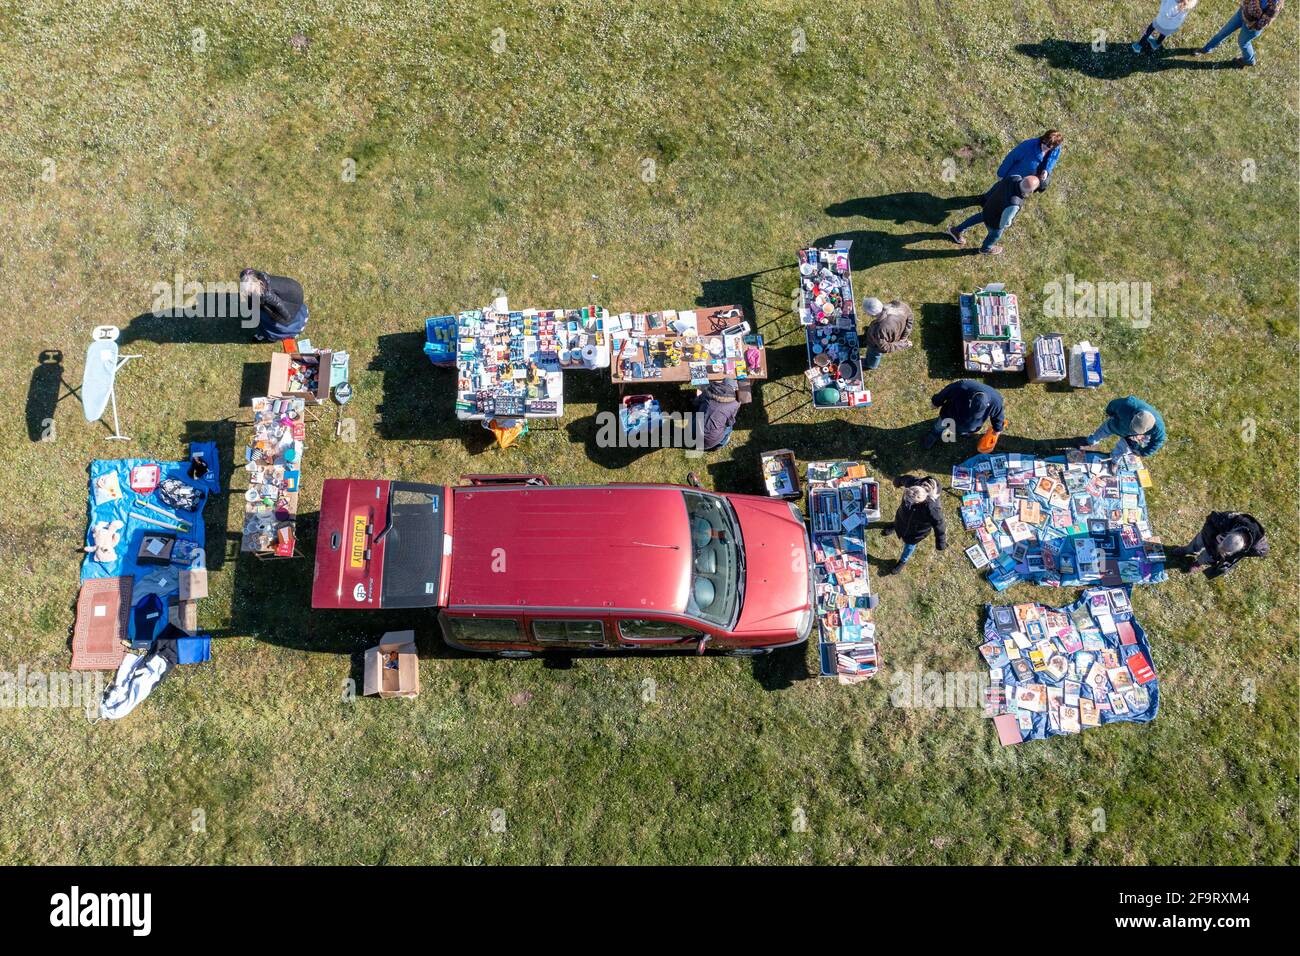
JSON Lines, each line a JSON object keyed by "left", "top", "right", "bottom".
{"left": 619, "top": 619, "right": 704, "bottom": 640}
{"left": 532, "top": 620, "right": 605, "bottom": 643}
{"left": 442, "top": 616, "right": 521, "bottom": 642}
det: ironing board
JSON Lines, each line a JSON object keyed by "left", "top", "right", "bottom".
{"left": 81, "top": 326, "right": 140, "bottom": 440}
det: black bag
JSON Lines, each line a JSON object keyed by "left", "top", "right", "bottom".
{"left": 157, "top": 478, "right": 203, "bottom": 512}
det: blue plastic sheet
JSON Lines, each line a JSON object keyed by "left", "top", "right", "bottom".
{"left": 82, "top": 442, "right": 219, "bottom": 582}
{"left": 982, "top": 588, "right": 1160, "bottom": 742}
{"left": 953, "top": 452, "right": 1168, "bottom": 589}
{"left": 82, "top": 443, "right": 218, "bottom": 663}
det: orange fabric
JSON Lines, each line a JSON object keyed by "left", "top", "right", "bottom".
{"left": 487, "top": 419, "right": 526, "bottom": 449}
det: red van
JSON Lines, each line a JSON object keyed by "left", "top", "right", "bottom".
{"left": 311, "top": 475, "right": 813, "bottom": 656}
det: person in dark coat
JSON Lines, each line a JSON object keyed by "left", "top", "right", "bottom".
{"left": 923, "top": 379, "right": 1005, "bottom": 450}
{"left": 880, "top": 475, "right": 947, "bottom": 576}
{"left": 861, "top": 298, "right": 914, "bottom": 370}
{"left": 945, "top": 174, "right": 1039, "bottom": 255}
{"left": 693, "top": 378, "right": 751, "bottom": 451}
{"left": 1171, "top": 512, "right": 1268, "bottom": 578}
{"left": 241, "top": 268, "right": 309, "bottom": 342}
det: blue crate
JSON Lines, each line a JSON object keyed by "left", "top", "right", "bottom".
{"left": 423, "top": 315, "right": 458, "bottom": 367}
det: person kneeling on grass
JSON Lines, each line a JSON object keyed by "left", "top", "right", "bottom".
{"left": 241, "top": 268, "right": 309, "bottom": 342}
{"left": 880, "top": 476, "right": 947, "bottom": 576}
{"left": 1133, "top": 0, "right": 1199, "bottom": 53}
{"left": 1073, "top": 395, "right": 1166, "bottom": 465}
{"left": 1171, "top": 512, "right": 1268, "bottom": 578}
{"left": 997, "top": 130, "right": 1064, "bottom": 192}
{"left": 946, "top": 174, "right": 1039, "bottom": 256}
{"left": 862, "top": 298, "right": 914, "bottom": 370}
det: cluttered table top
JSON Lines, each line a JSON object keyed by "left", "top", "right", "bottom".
{"left": 610, "top": 304, "right": 767, "bottom": 385}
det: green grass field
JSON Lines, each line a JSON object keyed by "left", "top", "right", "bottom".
{"left": 0, "top": 1, "right": 1296, "bottom": 864}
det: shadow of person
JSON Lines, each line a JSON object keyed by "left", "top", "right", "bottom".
{"left": 26, "top": 349, "right": 71, "bottom": 442}
{"left": 118, "top": 293, "right": 257, "bottom": 345}
{"left": 1015, "top": 40, "right": 1240, "bottom": 79}
{"left": 812, "top": 228, "right": 970, "bottom": 272}
{"left": 825, "top": 192, "right": 985, "bottom": 227}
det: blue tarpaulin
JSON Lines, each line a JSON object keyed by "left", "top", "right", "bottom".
{"left": 981, "top": 588, "right": 1160, "bottom": 743}
{"left": 82, "top": 443, "right": 218, "bottom": 663}
{"left": 954, "top": 451, "right": 1168, "bottom": 589}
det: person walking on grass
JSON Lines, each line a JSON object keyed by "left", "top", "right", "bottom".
{"left": 1195, "top": 0, "right": 1284, "bottom": 67}
{"left": 1073, "top": 395, "right": 1166, "bottom": 465}
{"left": 862, "top": 298, "right": 914, "bottom": 370}
{"left": 997, "top": 130, "right": 1064, "bottom": 192}
{"left": 946, "top": 174, "right": 1039, "bottom": 255}
{"left": 1132, "top": 0, "right": 1199, "bottom": 52}
{"left": 1171, "top": 511, "right": 1268, "bottom": 578}
{"left": 923, "top": 379, "right": 1005, "bottom": 451}
{"left": 880, "top": 476, "right": 947, "bottom": 576}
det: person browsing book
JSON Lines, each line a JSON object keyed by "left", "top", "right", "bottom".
{"left": 1074, "top": 396, "right": 1166, "bottom": 465}
{"left": 879, "top": 476, "right": 947, "bottom": 576}
{"left": 861, "top": 298, "right": 915, "bottom": 370}
{"left": 923, "top": 380, "right": 1005, "bottom": 450}
{"left": 693, "top": 377, "right": 751, "bottom": 451}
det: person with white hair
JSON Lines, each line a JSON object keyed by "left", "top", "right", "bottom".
{"left": 1074, "top": 395, "right": 1166, "bottom": 463}
{"left": 862, "top": 298, "right": 915, "bottom": 370}
{"left": 879, "top": 475, "right": 947, "bottom": 576}
{"left": 1171, "top": 512, "right": 1268, "bottom": 578}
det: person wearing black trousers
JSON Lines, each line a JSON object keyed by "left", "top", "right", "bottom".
{"left": 1171, "top": 512, "right": 1268, "bottom": 578}
{"left": 879, "top": 475, "right": 947, "bottom": 576}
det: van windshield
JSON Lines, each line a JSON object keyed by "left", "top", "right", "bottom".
{"left": 682, "top": 491, "right": 743, "bottom": 629}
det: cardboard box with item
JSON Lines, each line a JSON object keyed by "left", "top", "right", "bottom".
{"left": 269, "top": 350, "right": 333, "bottom": 403}
{"left": 364, "top": 630, "right": 420, "bottom": 699}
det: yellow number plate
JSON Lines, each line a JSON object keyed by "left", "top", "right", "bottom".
{"left": 349, "top": 514, "right": 368, "bottom": 568}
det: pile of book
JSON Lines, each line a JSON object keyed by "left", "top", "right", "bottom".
{"left": 807, "top": 461, "right": 881, "bottom": 684}
{"left": 980, "top": 588, "right": 1160, "bottom": 745}
{"left": 953, "top": 451, "right": 1167, "bottom": 589}
{"left": 960, "top": 286, "right": 1025, "bottom": 373}
{"left": 455, "top": 306, "right": 608, "bottom": 419}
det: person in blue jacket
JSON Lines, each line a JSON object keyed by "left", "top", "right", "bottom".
{"left": 923, "top": 380, "right": 1005, "bottom": 449}
{"left": 1075, "top": 396, "right": 1166, "bottom": 464}
{"left": 997, "top": 130, "right": 1064, "bottom": 192}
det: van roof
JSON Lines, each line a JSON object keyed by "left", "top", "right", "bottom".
{"left": 447, "top": 485, "right": 693, "bottom": 613}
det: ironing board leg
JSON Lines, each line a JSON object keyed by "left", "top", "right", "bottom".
{"left": 107, "top": 386, "right": 129, "bottom": 441}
